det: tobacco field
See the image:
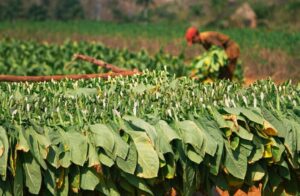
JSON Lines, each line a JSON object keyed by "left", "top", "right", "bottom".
{"left": 0, "top": 70, "right": 299, "bottom": 195}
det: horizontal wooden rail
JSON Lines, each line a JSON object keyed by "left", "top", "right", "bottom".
{"left": 73, "top": 54, "right": 129, "bottom": 73}
{"left": 0, "top": 71, "right": 141, "bottom": 82}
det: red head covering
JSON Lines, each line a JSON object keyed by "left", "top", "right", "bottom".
{"left": 185, "top": 27, "right": 199, "bottom": 45}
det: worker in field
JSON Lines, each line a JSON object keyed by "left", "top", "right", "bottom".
{"left": 185, "top": 27, "right": 240, "bottom": 80}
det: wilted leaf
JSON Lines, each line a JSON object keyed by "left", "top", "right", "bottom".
{"left": 263, "top": 121, "right": 278, "bottom": 136}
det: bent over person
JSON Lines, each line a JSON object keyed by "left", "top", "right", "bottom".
{"left": 185, "top": 27, "right": 240, "bottom": 80}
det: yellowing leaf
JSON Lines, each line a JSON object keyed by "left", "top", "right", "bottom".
{"left": 56, "top": 169, "right": 65, "bottom": 189}
{"left": 263, "top": 121, "right": 278, "bottom": 136}
{"left": 263, "top": 144, "right": 273, "bottom": 158}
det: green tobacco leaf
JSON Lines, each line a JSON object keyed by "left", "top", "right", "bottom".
{"left": 15, "top": 125, "right": 29, "bottom": 152}
{"left": 261, "top": 108, "right": 286, "bottom": 137}
{"left": 65, "top": 130, "right": 88, "bottom": 166}
{"left": 0, "top": 126, "right": 9, "bottom": 180}
{"left": 176, "top": 120, "right": 205, "bottom": 157}
{"left": 224, "top": 141, "right": 247, "bottom": 180}
{"left": 80, "top": 167, "right": 99, "bottom": 190}
{"left": 267, "top": 137, "right": 284, "bottom": 163}
{"left": 248, "top": 136, "right": 264, "bottom": 163}
{"left": 155, "top": 120, "right": 180, "bottom": 155}
{"left": 90, "top": 124, "right": 115, "bottom": 153}
{"left": 209, "top": 108, "right": 230, "bottom": 129}
{"left": 121, "top": 172, "right": 154, "bottom": 195}
{"left": 23, "top": 127, "right": 47, "bottom": 169}
{"left": 230, "top": 136, "right": 240, "bottom": 151}
{"left": 239, "top": 140, "right": 253, "bottom": 157}
{"left": 44, "top": 165, "right": 57, "bottom": 195}
{"left": 69, "top": 165, "right": 81, "bottom": 193}
{"left": 155, "top": 120, "right": 180, "bottom": 143}
{"left": 47, "top": 146, "right": 60, "bottom": 168}
{"left": 122, "top": 121, "right": 159, "bottom": 179}
{"left": 99, "top": 151, "right": 114, "bottom": 167}
{"left": 240, "top": 108, "right": 264, "bottom": 125}
{"left": 192, "top": 118, "right": 217, "bottom": 157}
{"left": 13, "top": 158, "right": 23, "bottom": 196}
{"left": 235, "top": 126, "right": 253, "bottom": 141}
{"left": 58, "top": 168, "right": 69, "bottom": 196}
{"left": 111, "top": 130, "right": 129, "bottom": 160}
{"left": 23, "top": 153, "right": 42, "bottom": 194}
{"left": 87, "top": 143, "right": 100, "bottom": 167}
{"left": 197, "top": 116, "right": 224, "bottom": 175}
{"left": 123, "top": 115, "right": 158, "bottom": 147}
{"left": 187, "top": 148, "right": 203, "bottom": 164}
{"left": 223, "top": 107, "right": 241, "bottom": 115}
{"left": 116, "top": 143, "right": 137, "bottom": 175}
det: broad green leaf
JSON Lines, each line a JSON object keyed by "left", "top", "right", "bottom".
{"left": 13, "top": 159, "right": 23, "bottom": 196}
{"left": 44, "top": 165, "right": 57, "bottom": 195}
{"left": 155, "top": 120, "right": 180, "bottom": 143}
{"left": 0, "top": 126, "right": 9, "bottom": 180}
{"left": 224, "top": 141, "right": 247, "bottom": 180}
{"left": 230, "top": 136, "right": 240, "bottom": 150}
{"left": 90, "top": 124, "right": 115, "bottom": 153}
{"left": 192, "top": 118, "right": 218, "bottom": 157}
{"left": 116, "top": 143, "right": 137, "bottom": 175}
{"left": 23, "top": 127, "right": 47, "bottom": 169}
{"left": 176, "top": 120, "right": 205, "bottom": 156}
{"left": 123, "top": 115, "right": 158, "bottom": 147}
{"left": 65, "top": 130, "right": 88, "bottom": 166}
{"left": 47, "top": 146, "right": 60, "bottom": 168}
{"left": 87, "top": 143, "right": 100, "bottom": 167}
{"left": 111, "top": 131, "right": 129, "bottom": 160}
{"left": 240, "top": 108, "right": 264, "bottom": 125}
{"left": 235, "top": 126, "right": 253, "bottom": 141}
{"left": 209, "top": 108, "right": 230, "bottom": 129}
{"left": 122, "top": 121, "right": 159, "bottom": 179}
{"left": 187, "top": 148, "right": 203, "bottom": 164}
{"left": 155, "top": 121, "right": 179, "bottom": 155}
{"left": 121, "top": 172, "right": 154, "bottom": 195}
{"left": 197, "top": 116, "right": 224, "bottom": 175}
{"left": 23, "top": 153, "right": 42, "bottom": 194}
{"left": 80, "top": 167, "right": 99, "bottom": 190}
{"left": 248, "top": 136, "right": 264, "bottom": 163}
{"left": 99, "top": 152, "right": 114, "bottom": 167}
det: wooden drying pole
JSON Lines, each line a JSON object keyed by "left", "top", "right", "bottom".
{"left": 0, "top": 54, "right": 141, "bottom": 82}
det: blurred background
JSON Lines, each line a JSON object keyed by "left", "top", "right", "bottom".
{"left": 0, "top": 0, "right": 299, "bottom": 82}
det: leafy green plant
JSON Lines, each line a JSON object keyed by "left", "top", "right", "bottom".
{"left": 189, "top": 46, "right": 243, "bottom": 82}
{"left": 0, "top": 71, "right": 299, "bottom": 195}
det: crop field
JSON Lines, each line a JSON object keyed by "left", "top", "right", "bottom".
{"left": 0, "top": 21, "right": 300, "bottom": 195}
{"left": 0, "top": 71, "right": 300, "bottom": 195}
{"left": 1, "top": 21, "right": 299, "bottom": 82}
